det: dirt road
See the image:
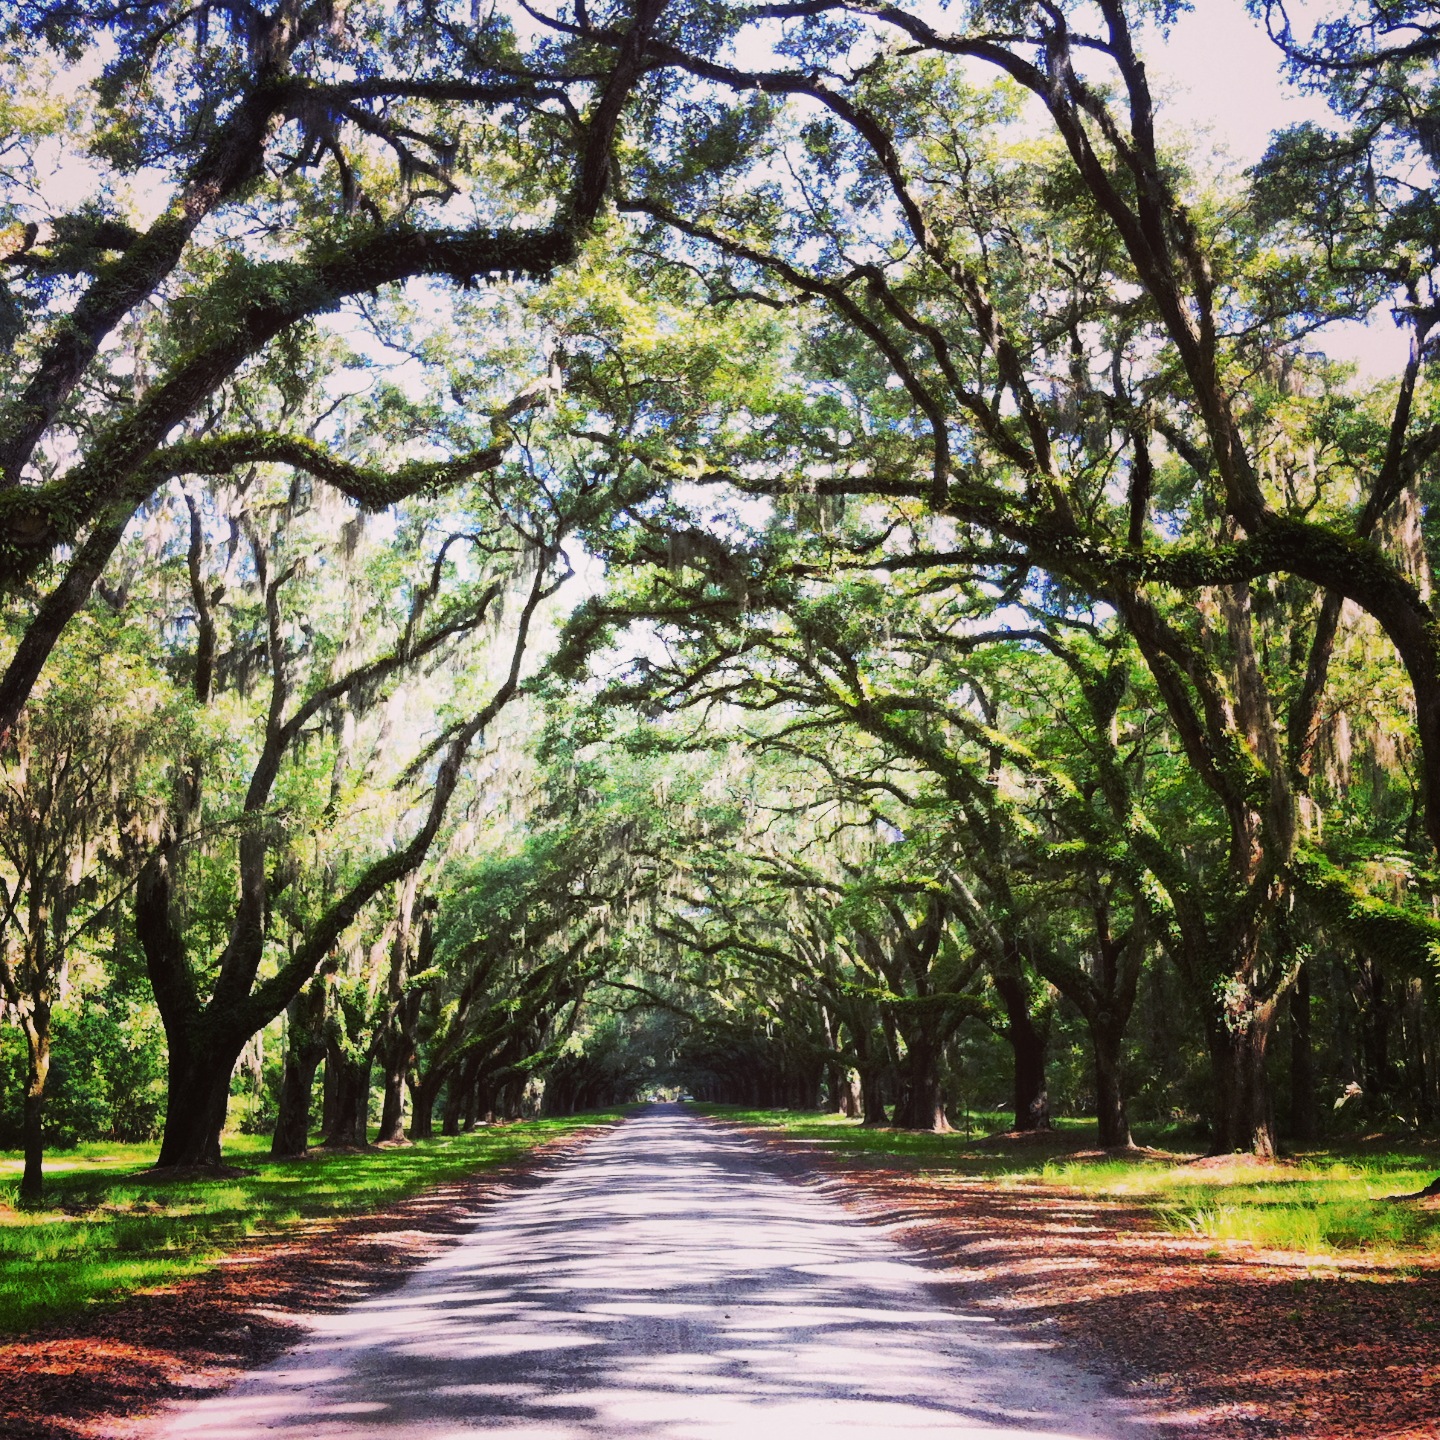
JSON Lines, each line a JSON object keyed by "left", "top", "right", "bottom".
{"left": 147, "top": 1106, "right": 1162, "bottom": 1439}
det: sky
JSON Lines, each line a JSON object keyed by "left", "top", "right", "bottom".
{"left": 1155, "top": 0, "right": 1332, "bottom": 164}
{"left": 1153, "top": 0, "right": 1408, "bottom": 379}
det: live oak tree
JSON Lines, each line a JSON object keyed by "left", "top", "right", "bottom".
{"left": 0, "top": 610, "right": 183, "bottom": 1196}
{"left": 0, "top": 0, "right": 666, "bottom": 741}
{"left": 552, "top": 637, "right": 999, "bottom": 1129}
{"left": 135, "top": 452, "right": 584, "bottom": 1166}
{"left": 497, "top": 0, "right": 1439, "bottom": 1150}
{"left": 561, "top": 539, "right": 1086, "bottom": 1132}
{"left": 0, "top": 0, "right": 683, "bottom": 1170}
{"left": 552, "top": 288, "right": 1432, "bottom": 1150}
{"left": 654, "top": 836, "right": 987, "bottom": 1129}
{"left": 6, "top": 0, "right": 1440, "bottom": 1160}
{"left": 525, "top": 704, "right": 855, "bottom": 1113}
{"left": 600, "top": 0, "right": 1440, "bottom": 850}
{"left": 402, "top": 825, "right": 638, "bottom": 1138}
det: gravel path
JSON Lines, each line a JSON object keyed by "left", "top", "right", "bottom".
{"left": 148, "top": 1106, "right": 1162, "bottom": 1439}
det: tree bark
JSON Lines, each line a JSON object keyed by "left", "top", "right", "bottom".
{"left": 322, "top": 1046, "right": 339, "bottom": 1139}
{"left": 1093, "top": 1024, "right": 1132, "bottom": 1149}
{"left": 139, "top": 852, "right": 239, "bottom": 1168}
{"left": 376, "top": 1054, "right": 409, "bottom": 1144}
{"left": 1360, "top": 957, "right": 1393, "bottom": 1118}
{"left": 271, "top": 1045, "right": 323, "bottom": 1159}
{"left": 374, "top": 881, "right": 424, "bottom": 1145}
{"left": 857, "top": 1062, "right": 889, "bottom": 1126}
{"left": 890, "top": 1037, "right": 950, "bottom": 1131}
{"left": 1289, "top": 961, "right": 1316, "bottom": 1144}
{"left": 408, "top": 1070, "right": 443, "bottom": 1141}
{"left": 995, "top": 973, "right": 1050, "bottom": 1131}
{"left": 322, "top": 1044, "right": 371, "bottom": 1148}
{"left": 442, "top": 1052, "right": 482, "bottom": 1136}
{"left": 495, "top": 1077, "right": 525, "bottom": 1122}
{"left": 271, "top": 981, "right": 328, "bottom": 1158}
{"left": 19, "top": 1019, "right": 51, "bottom": 1202}
{"left": 154, "top": 1046, "right": 237, "bottom": 1168}
{"left": 441, "top": 1085, "right": 462, "bottom": 1136}
{"left": 1208, "top": 1003, "right": 1280, "bottom": 1157}
{"left": 891, "top": 1071, "right": 950, "bottom": 1131}
{"left": 374, "top": 996, "right": 415, "bottom": 1144}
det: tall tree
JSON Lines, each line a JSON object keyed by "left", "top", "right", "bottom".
{"left": 136, "top": 458, "right": 582, "bottom": 1166}
{"left": 0, "top": 610, "right": 182, "bottom": 1196}
{"left": 0, "top": 0, "right": 665, "bottom": 741}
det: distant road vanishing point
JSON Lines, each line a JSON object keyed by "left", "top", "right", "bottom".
{"left": 149, "top": 1105, "right": 1163, "bottom": 1439}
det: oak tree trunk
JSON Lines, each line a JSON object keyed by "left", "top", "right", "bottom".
{"left": 996, "top": 974, "right": 1050, "bottom": 1131}
{"left": 1093, "top": 1026, "right": 1133, "bottom": 1149}
{"left": 19, "top": 1022, "right": 50, "bottom": 1202}
{"left": 857, "top": 1063, "right": 889, "bottom": 1126}
{"left": 1209, "top": 1009, "right": 1279, "bottom": 1157}
{"left": 1289, "top": 963, "right": 1316, "bottom": 1145}
{"left": 374, "top": 1006, "right": 414, "bottom": 1144}
{"left": 443, "top": 1052, "right": 482, "bottom": 1135}
{"left": 376, "top": 1063, "right": 408, "bottom": 1144}
{"left": 890, "top": 1072, "right": 950, "bottom": 1131}
{"left": 322, "top": 1048, "right": 371, "bottom": 1148}
{"left": 271, "top": 982, "right": 327, "bottom": 1158}
{"left": 155, "top": 1047, "right": 237, "bottom": 1168}
{"left": 890, "top": 1036, "right": 950, "bottom": 1131}
{"left": 271, "top": 1045, "right": 324, "bottom": 1158}
{"left": 441, "top": 1084, "right": 463, "bottom": 1136}
{"left": 408, "top": 1071, "right": 443, "bottom": 1141}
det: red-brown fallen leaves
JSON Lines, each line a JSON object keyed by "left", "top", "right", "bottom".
{"left": 0, "top": 1129, "right": 603, "bottom": 1440}
{"left": 734, "top": 1128, "right": 1440, "bottom": 1440}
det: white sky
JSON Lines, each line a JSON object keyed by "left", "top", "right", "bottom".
{"left": 1153, "top": 0, "right": 1408, "bottom": 379}
{"left": 1155, "top": 0, "right": 1331, "bottom": 164}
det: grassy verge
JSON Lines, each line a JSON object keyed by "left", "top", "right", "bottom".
{"left": 692, "top": 1104, "right": 1440, "bottom": 1258}
{"left": 0, "top": 1114, "right": 618, "bottom": 1334}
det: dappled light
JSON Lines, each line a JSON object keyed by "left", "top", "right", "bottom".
{"left": 726, "top": 1115, "right": 1440, "bottom": 1440}
{"left": 0, "top": 1121, "right": 610, "bottom": 1336}
{"left": 149, "top": 1111, "right": 1159, "bottom": 1440}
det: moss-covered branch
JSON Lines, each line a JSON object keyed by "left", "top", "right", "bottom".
{"left": 1293, "top": 851, "right": 1440, "bottom": 979}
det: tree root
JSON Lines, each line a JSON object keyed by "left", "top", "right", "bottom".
{"left": 1387, "top": 1175, "right": 1440, "bottom": 1202}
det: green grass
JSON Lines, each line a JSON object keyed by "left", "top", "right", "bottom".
{"left": 691, "top": 1105, "right": 1101, "bottom": 1174}
{"left": 692, "top": 1104, "right": 1440, "bottom": 1258}
{"left": 0, "top": 1115, "right": 618, "bottom": 1334}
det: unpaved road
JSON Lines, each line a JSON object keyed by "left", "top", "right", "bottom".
{"left": 149, "top": 1107, "right": 1163, "bottom": 1439}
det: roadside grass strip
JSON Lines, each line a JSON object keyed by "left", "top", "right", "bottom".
{"left": 0, "top": 1114, "right": 618, "bottom": 1333}
{"left": 693, "top": 1105, "right": 1440, "bottom": 1258}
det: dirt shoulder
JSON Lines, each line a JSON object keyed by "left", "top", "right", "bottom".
{"left": 0, "top": 1126, "right": 609, "bottom": 1440}
{"left": 715, "top": 1119, "right": 1440, "bottom": 1440}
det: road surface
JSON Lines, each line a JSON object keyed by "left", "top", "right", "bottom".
{"left": 151, "top": 1106, "right": 1162, "bottom": 1439}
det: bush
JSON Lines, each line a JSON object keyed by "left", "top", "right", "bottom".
{"left": 0, "top": 995, "right": 166, "bottom": 1148}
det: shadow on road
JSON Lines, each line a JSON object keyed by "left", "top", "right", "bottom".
{"left": 154, "top": 1106, "right": 1162, "bottom": 1439}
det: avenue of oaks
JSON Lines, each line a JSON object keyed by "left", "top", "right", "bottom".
{"left": 2, "top": 0, "right": 1440, "bottom": 1197}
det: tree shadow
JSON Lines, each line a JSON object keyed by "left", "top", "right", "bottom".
{"left": 767, "top": 1133, "right": 1440, "bottom": 1440}
{"left": 141, "top": 1111, "right": 1158, "bottom": 1440}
